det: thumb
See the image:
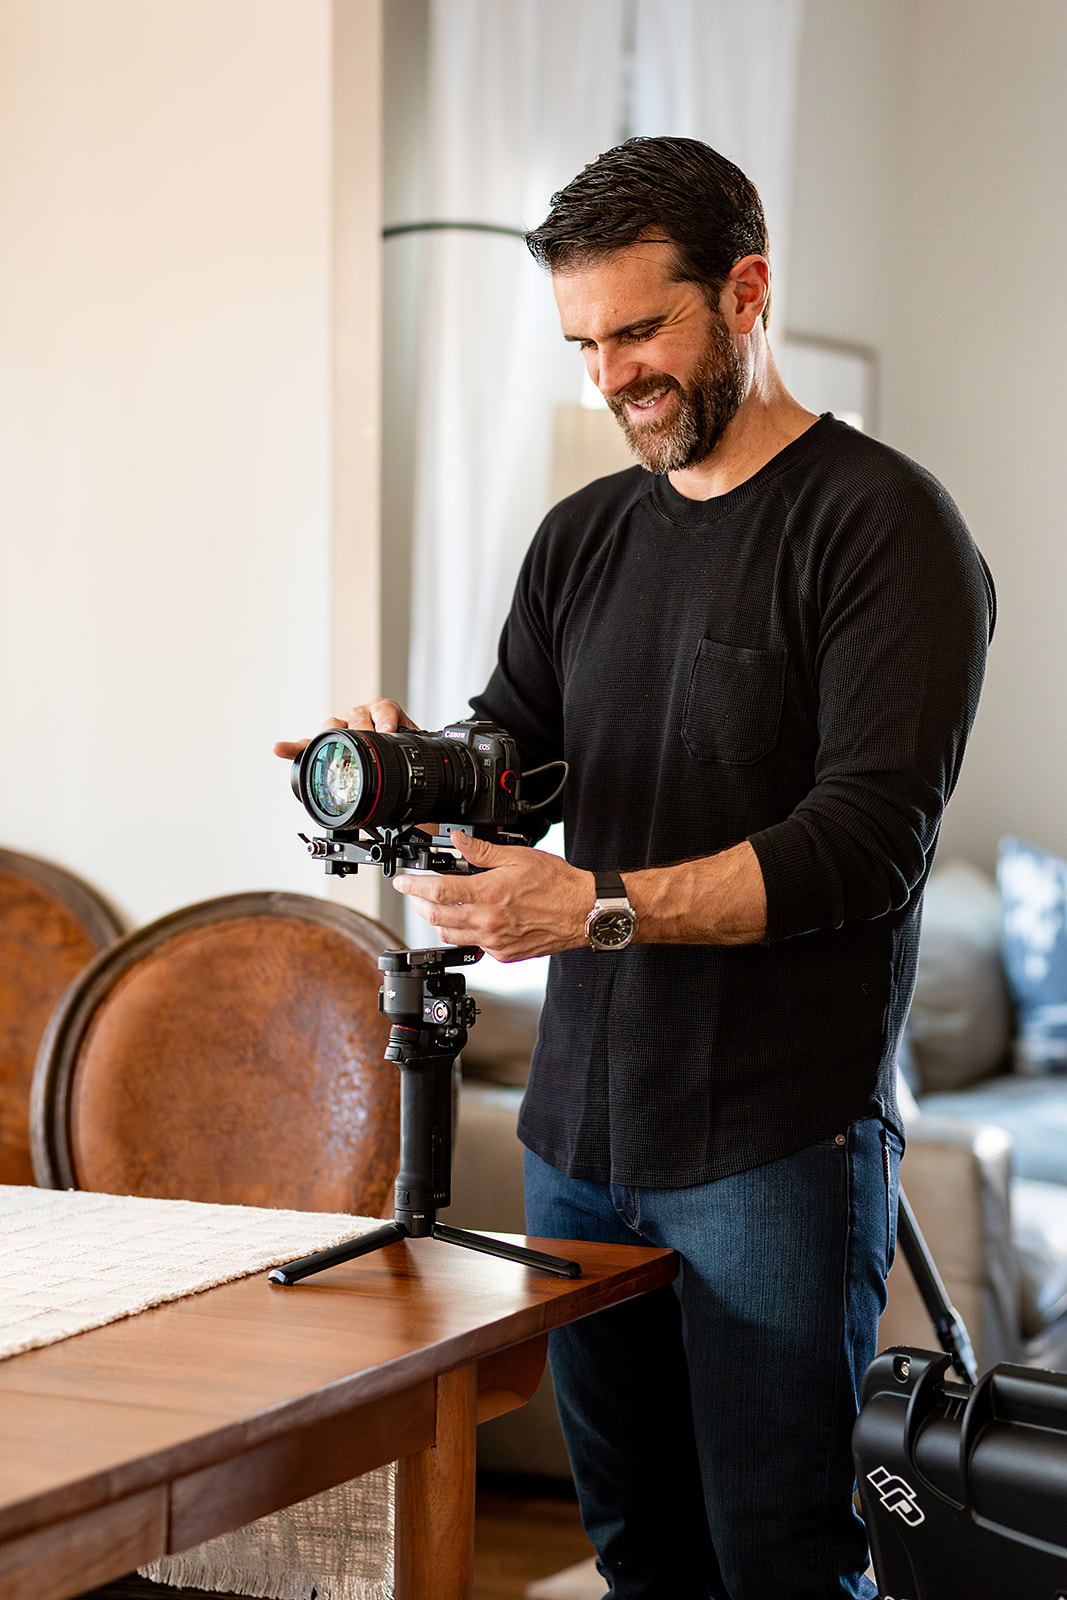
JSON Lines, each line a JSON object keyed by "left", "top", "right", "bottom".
{"left": 451, "top": 829, "right": 512, "bottom": 867}
{"left": 273, "top": 738, "right": 310, "bottom": 760}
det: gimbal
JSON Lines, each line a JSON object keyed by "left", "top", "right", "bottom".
{"left": 269, "top": 944, "right": 580, "bottom": 1285}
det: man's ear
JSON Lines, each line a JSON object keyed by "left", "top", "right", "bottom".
{"left": 721, "top": 256, "right": 770, "bottom": 334}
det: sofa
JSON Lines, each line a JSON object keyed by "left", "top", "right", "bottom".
{"left": 448, "top": 844, "right": 1067, "bottom": 1479}
{"left": 879, "top": 847, "right": 1067, "bottom": 1373}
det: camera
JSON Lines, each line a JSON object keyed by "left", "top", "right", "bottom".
{"left": 292, "top": 719, "right": 565, "bottom": 877}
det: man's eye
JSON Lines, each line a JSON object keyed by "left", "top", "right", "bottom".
{"left": 623, "top": 326, "right": 658, "bottom": 343}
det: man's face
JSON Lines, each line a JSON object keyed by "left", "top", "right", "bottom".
{"left": 552, "top": 239, "right": 748, "bottom": 474}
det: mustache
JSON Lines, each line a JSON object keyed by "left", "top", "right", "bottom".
{"left": 608, "top": 372, "right": 681, "bottom": 410}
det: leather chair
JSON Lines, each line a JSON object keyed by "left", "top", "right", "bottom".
{"left": 29, "top": 890, "right": 403, "bottom": 1600}
{"left": 0, "top": 847, "right": 125, "bottom": 1185}
{"left": 30, "top": 890, "right": 399, "bottom": 1214}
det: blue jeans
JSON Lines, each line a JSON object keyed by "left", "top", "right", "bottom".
{"left": 524, "top": 1119, "right": 901, "bottom": 1600}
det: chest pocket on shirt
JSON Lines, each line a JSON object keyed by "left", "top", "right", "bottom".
{"left": 681, "top": 638, "right": 786, "bottom": 764}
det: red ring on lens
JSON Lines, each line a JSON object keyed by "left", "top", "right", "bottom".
{"left": 359, "top": 740, "right": 385, "bottom": 822}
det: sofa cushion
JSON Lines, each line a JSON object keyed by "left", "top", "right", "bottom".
{"left": 1010, "top": 1177, "right": 1067, "bottom": 1336}
{"left": 920, "top": 1075, "right": 1067, "bottom": 1186}
{"left": 460, "top": 985, "right": 543, "bottom": 1086}
{"left": 999, "top": 835, "right": 1067, "bottom": 1073}
{"left": 905, "top": 859, "right": 1012, "bottom": 1092}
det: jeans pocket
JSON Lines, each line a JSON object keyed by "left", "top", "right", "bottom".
{"left": 681, "top": 637, "right": 786, "bottom": 763}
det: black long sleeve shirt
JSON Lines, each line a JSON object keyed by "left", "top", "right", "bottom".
{"left": 471, "top": 416, "right": 995, "bottom": 1186}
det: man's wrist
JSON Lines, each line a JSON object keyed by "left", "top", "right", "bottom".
{"left": 584, "top": 870, "right": 639, "bottom": 951}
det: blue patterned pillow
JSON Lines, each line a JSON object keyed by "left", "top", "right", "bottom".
{"left": 999, "top": 837, "right": 1067, "bottom": 1073}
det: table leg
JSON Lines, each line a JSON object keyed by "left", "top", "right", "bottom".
{"left": 395, "top": 1363, "right": 479, "bottom": 1600}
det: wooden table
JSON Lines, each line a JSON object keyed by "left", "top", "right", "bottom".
{"left": 0, "top": 1231, "right": 675, "bottom": 1600}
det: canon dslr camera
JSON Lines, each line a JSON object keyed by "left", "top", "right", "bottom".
{"left": 291, "top": 718, "right": 563, "bottom": 877}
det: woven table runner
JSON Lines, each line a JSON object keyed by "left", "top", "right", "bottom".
{"left": 0, "top": 1184, "right": 385, "bottom": 1358}
{"left": 1, "top": 1186, "right": 394, "bottom": 1599}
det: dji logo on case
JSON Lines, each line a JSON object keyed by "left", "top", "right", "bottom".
{"left": 867, "top": 1465, "right": 926, "bottom": 1526}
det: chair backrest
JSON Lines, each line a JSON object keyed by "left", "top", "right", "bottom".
{"left": 30, "top": 891, "right": 401, "bottom": 1216}
{"left": 0, "top": 848, "right": 125, "bottom": 1184}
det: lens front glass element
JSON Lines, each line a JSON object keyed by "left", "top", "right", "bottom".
{"left": 309, "top": 736, "right": 364, "bottom": 819}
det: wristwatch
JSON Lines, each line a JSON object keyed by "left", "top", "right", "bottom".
{"left": 585, "top": 870, "right": 638, "bottom": 951}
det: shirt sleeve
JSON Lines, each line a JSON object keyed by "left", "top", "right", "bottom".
{"left": 748, "top": 467, "right": 995, "bottom": 943}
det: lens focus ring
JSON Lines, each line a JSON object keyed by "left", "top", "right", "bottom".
{"left": 297, "top": 728, "right": 479, "bottom": 831}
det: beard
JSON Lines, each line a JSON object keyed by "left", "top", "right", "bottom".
{"left": 607, "top": 311, "right": 747, "bottom": 474}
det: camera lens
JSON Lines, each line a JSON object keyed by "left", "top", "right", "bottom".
{"left": 294, "top": 727, "right": 477, "bottom": 832}
{"left": 308, "top": 736, "right": 367, "bottom": 818}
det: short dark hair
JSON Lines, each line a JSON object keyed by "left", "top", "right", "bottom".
{"left": 526, "top": 136, "right": 770, "bottom": 325}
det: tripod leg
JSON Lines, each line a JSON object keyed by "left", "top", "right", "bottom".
{"left": 432, "top": 1222, "right": 581, "bottom": 1278}
{"left": 897, "top": 1189, "right": 978, "bottom": 1385}
{"left": 269, "top": 1221, "right": 407, "bottom": 1285}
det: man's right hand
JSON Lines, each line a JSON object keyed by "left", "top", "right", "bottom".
{"left": 273, "top": 698, "right": 419, "bottom": 761}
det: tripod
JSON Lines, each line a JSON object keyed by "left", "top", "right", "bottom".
{"left": 896, "top": 1187, "right": 978, "bottom": 1385}
{"left": 269, "top": 944, "right": 581, "bottom": 1286}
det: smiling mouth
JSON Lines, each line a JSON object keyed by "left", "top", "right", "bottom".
{"left": 616, "top": 379, "right": 676, "bottom": 418}
{"left": 628, "top": 386, "right": 669, "bottom": 411}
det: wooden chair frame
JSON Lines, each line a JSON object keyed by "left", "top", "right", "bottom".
{"left": 0, "top": 847, "right": 125, "bottom": 951}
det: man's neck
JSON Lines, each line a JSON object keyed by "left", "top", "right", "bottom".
{"left": 668, "top": 349, "right": 819, "bottom": 502}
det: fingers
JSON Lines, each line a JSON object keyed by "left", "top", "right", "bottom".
{"left": 392, "top": 846, "right": 592, "bottom": 963}
{"left": 392, "top": 873, "right": 465, "bottom": 907}
{"left": 273, "top": 738, "right": 311, "bottom": 760}
{"left": 274, "top": 698, "right": 417, "bottom": 762}
{"left": 393, "top": 879, "right": 472, "bottom": 948}
{"left": 340, "top": 699, "right": 418, "bottom": 734}
{"left": 449, "top": 830, "right": 510, "bottom": 867}
{"left": 393, "top": 871, "right": 483, "bottom": 942}
{"left": 273, "top": 718, "right": 360, "bottom": 761}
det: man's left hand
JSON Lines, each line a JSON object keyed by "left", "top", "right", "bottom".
{"left": 393, "top": 832, "right": 594, "bottom": 963}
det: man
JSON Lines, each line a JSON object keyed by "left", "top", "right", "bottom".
{"left": 278, "top": 138, "right": 994, "bottom": 1598}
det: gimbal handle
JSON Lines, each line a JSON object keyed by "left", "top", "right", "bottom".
{"left": 269, "top": 943, "right": 581, "bottom": 1285}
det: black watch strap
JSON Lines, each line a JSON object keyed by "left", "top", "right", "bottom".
{"left": 594, "top": 870, "right": 626, "bottom": 900}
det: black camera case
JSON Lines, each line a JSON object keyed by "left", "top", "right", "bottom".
{"left": 854, "top": 1347, "right": 1067, "bottom": 1598}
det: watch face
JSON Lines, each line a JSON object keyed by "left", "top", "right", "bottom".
{"left": 590, "top": 909, "right": 636, "bottom": 949}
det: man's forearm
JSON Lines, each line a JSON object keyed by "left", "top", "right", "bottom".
{"left": 626, "top": 841, "right": 768, "bottom": 947}
{"left": 394, "top": 833, "right": 768, "bottom": 960}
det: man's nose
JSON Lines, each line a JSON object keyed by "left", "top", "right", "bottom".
{"left": 588, "top": 345, "right": 642, "bottom": 399}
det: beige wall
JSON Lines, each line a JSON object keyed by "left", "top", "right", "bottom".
{"left": 0, "top": 0, "right": 384, "bottom": 927}
{"left": 790, "top": 0, "right": 1067, "bottom": 872}
{"left": 3, "top": 0, "right": 1062, "bottom": 932}
{"left": 890, "top": 0, "right": 1067, "bottom": 872}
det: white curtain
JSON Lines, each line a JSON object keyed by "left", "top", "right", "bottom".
{"left": 405, "top": 0, "right": 805, "bottom": 733}
{"left": 405, "top": 0, "right": 624, "bottom": 734}
{"left": 631, "top": 0, "right": 804, "bottom": 333}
